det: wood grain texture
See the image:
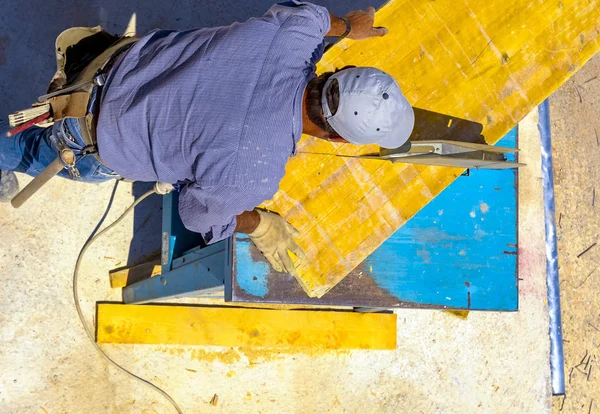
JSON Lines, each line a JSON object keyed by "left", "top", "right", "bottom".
{"left": 96, "top": 303, "right": 397, "bottom": 350}
{"left": 108, "top": 261, "right": 161, "bottom": 288}
{"left": 263, "top": 0, "right": 600, "bottom": 297}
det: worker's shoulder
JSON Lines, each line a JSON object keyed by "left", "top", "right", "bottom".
{"left": 229, "top": 4, "right": 325, "bottom": 40}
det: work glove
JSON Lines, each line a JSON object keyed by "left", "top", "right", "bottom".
{"left": 248, "top": 209, "right": 306, "bottom": 276}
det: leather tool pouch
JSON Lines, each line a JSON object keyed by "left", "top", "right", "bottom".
{"left": 49, "top": 28, "right": 120, "bottom": 94}
{"left": 43, "top": 27, "right": 136, "bottom": 123}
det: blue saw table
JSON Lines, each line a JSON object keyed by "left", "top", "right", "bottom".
{"left": 123, "top": 129, "right": 518, "bottom": 311}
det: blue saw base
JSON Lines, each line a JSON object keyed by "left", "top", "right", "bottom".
{"left": 229, "top": 128, "right": 519, "bottom": 310}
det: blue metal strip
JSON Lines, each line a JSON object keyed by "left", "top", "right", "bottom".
{"left": 539, "top": 99, "right": 565, "bottom": 396}
{"left": 223, "top": 237, "right": 233, "bottom": 301}
{"left": 122, "top": 247, "right": 226, "bottom": 304}
{"left": 171, "top": 240, "right": 228, "bottom": 270}
{"left": 161, "top": 192, "right": 175, "bottom": 274}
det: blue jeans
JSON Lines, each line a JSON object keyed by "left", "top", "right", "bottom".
{"left": 0, "top": 118, "right": 117, "bottom": 183}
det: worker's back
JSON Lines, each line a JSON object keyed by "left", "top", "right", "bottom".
{"left": 96, "top": 4, "right": 327, "bottom": 190}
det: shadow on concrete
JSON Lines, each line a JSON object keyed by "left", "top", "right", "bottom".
{"left": 126, "top": 181, "right": 162, "bottom": 267}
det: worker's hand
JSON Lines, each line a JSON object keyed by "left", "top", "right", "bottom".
{"left": 248, "top": 209, "right": 306, "bottom": 276}
{"left": 344, "top": 7, "right": 388, "bottom": 40}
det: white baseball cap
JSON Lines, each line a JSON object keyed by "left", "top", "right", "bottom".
{"left": 321, "top": 67, "right": 415, "bottom": 149}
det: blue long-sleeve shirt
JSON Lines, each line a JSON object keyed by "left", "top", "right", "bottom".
{"left": 96, "top": 1, "right": 329, "bottom": 243}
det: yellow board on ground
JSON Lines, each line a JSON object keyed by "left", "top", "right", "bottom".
{"left": 96, "top": 304, "right": 397, "bottom": 350}
{"left": 262, "top": 0, "right": 600, "bottom": 297}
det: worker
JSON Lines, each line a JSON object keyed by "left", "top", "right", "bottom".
{"left": 0, "top": 1, "right": 414, "bottom": 275}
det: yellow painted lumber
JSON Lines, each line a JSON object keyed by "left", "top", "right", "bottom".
{"left": 108, "top": 261, "right": 161, "bottom": 288}
{"left": 263, "top": 0, "right": 600, "bottom": 297}
{"left": 96, "top": 303, "right": 397, "bottom": 350}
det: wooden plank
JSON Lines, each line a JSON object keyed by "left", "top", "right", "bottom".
{"left": 96, "top": 303, "right": 396, "bottom": 350}
{"left": 109, "top": 260, "right": 161, "bottom": 288}
{"left": 262, "top": 0, "right": 600, "bottom": 297}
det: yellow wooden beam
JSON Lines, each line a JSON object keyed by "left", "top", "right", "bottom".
{"left": 96, "top": 304, "right": 397, "bottom": 350}
{"left": 108, "top": 260, "right": 161, "bottom": 288}
{"left": 264, "top": 0, "right": 600, "bottom": 297}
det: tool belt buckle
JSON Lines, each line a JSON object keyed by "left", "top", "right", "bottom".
{"left": 50, "top": 129, "right": 80, "bottom": 179}
{"left": 60, "top": 148, "right": 80, "bottom": 179}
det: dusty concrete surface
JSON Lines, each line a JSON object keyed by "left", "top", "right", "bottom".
{"left": 0, "top": 114, "right": 551, "bottom": 412}
{"left": 550, "top": 53, "right": 600, "bottom": 414}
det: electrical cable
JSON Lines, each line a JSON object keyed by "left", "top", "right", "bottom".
{"left": 73, "top": 181, "right": 183, "bottom": 414}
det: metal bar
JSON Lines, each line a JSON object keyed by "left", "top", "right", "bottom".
{"left": 11, "top": 156, "right": 64, "bottom": 208}
{"left": 122, "top": 249, "right": 226, "bottom": 304}
{"left": 388, "top": 156, "right": 525, "bottom": 169}
{"left": 171, "top": 241, "right": 228, "bottom": 270}
{"left": 380, "top": 140, "right": 519, "bottom": 157}
{"left": 539, "top": 99, "right": 565, "bottom": 396}
{"left": 353, "top": 307, "right": 393, "bottom": 314}
{"left": 429, "top": 140, "right": 519, "bottom": 153}
{"left": 224, "top": 237, "right": 233, "bottom": 301}
{"left": 161, "top": 192, "right": 176, "bottom": 274}
{"left": 37, "top": 79, "right": 93, "bottom": 102}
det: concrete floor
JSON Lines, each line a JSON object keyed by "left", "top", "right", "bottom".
{"left": 550, "top": 54, "right": 600, "bottom": 414}
{"left": 3, "top": 2, "right": 598, "bottom": 413}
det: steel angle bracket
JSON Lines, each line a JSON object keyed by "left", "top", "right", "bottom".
{"left": 359, "top": 140, "right": 525, "bottom": 169}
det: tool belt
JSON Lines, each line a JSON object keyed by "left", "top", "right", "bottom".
{"left": 8, "top": 27, "right": 138, "bottom": 208}
{"left": 45, "top": 28, "right": 137, "bottom": 159}
{"left": 10, "top": 27, "right": 136, "bottom": 157}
